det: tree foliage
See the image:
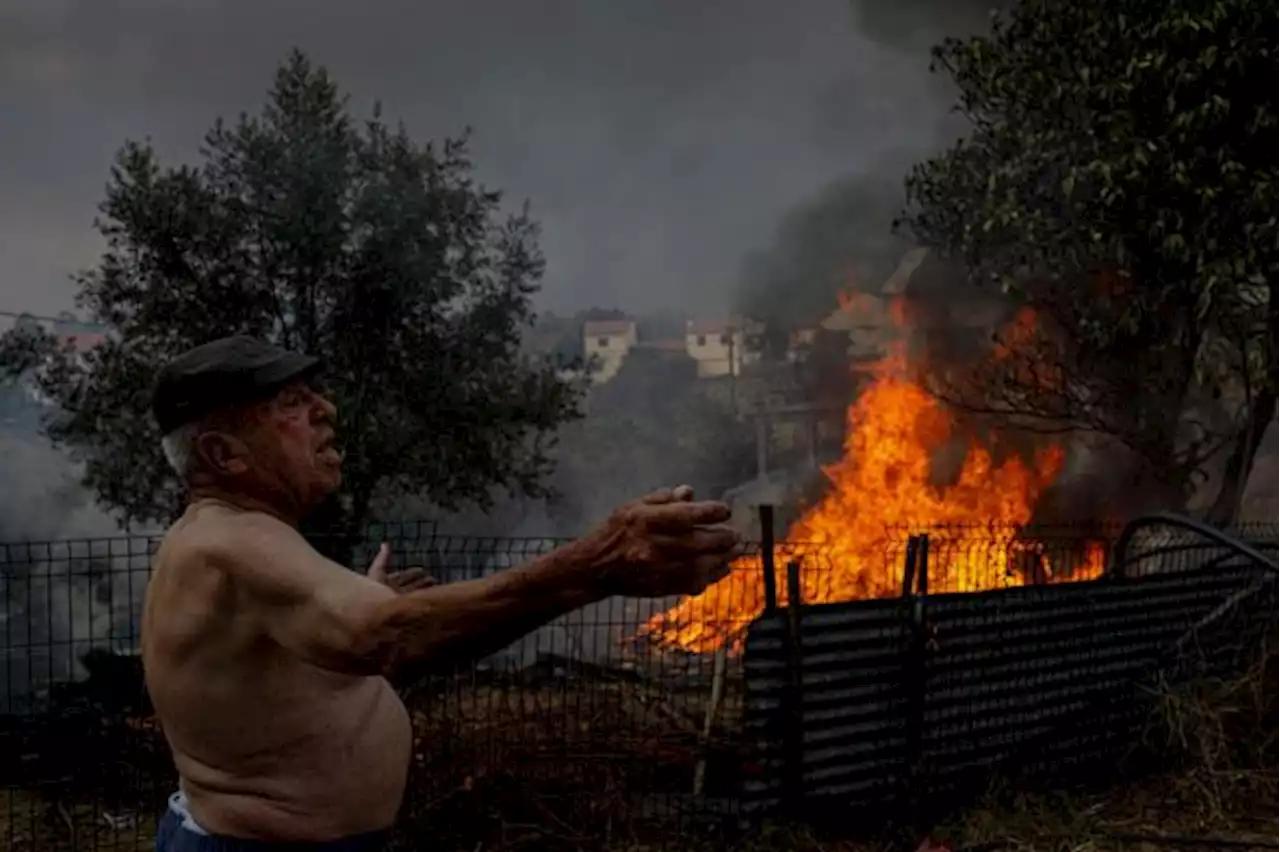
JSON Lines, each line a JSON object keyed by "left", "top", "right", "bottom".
{"left": 900, "top": 0, "right": 1277, "bottom": 516}
{"left": 0, "top": 50, "right": 582, "bottom": 533}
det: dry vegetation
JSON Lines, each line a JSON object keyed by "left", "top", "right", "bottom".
{"left": 389, "top": 667, "right": 747, "bottom": 851}
{"left": 930, "top": 630, "right": 1278, "bottom": 852}
{"left": 2, "top": 627, "right": 1275, "bottom": 852}
{"left": 2, "top": 788, "right": 161, "bottom": 852}
{"left": 1, "top": 663, "right": 748, "bottom": 852}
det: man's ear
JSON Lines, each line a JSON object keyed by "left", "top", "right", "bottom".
{"left": 194, "top": 431, "right": 251, "bottom": 476}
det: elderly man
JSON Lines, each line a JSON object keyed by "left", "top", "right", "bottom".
{"left": 141, "top": 336, "right": 740, "bottom": 851}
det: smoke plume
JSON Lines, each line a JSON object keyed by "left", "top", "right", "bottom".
{"left": 1, "top": 427, "right": 150, "bottom": 715}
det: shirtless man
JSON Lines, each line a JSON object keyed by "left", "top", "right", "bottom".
{"left": 141, "top": 336, "right": 740, "bottom": 851}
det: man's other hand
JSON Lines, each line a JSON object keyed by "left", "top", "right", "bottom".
{"left": 366, "top": 543, "right": 439, "bottom": 594}
{"left": 594, "top": 485, "right": 741, "bottom": 598}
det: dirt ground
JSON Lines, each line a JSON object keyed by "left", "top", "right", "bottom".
{"left": 3, "top": 635, "right": 1274, "bottom": 852}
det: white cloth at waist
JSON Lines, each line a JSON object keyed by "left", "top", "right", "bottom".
{"left": 168, "top": 790, "right": 210, "bottom": 836}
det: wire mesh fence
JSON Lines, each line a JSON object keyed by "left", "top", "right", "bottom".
{"left": 1, "top": 517, "right": 1276, "bottom": 850}
{"left": 2, "top": 534, "right": 162, "bottom": 852}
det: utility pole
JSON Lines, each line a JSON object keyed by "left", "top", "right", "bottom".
{"left": 727, "top": 327, "right": 738, "bottom": 414}
{"left": 755, "top": 412, "right": 769, "bottom": 482}
{"left": 806, "top": 411, "right": 818, "bottom": 470}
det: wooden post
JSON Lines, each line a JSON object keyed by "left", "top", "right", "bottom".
{"left": 693, "top": 645, "right": 729, "bottom": 796}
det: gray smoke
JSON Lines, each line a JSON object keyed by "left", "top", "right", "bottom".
{"left": 0, "top": 0, "right": 1035, "bottom": 690}
{"left": 400, "top": 334, "right": 759, "bottom": 666}
{"left": 0, "top": 426, "right": 153, "bottom": 715}
{"left": 851, "top": 0, "right": 1006, "bottom": 52}
{"left": 1, "top": 0, "right": 968, "bottom": 321}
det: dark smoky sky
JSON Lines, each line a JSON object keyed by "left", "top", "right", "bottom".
{"left": 0, "top": 0, "right": 956, "bottom": 319}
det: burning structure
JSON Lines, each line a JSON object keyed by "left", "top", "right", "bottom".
{"left": 641, "top": 257, "right": 1108, "bottom": 654}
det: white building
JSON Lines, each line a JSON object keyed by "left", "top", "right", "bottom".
{"left": 582, "top": 319, "right": 638, "bottom": 384}
{"left": 684, "top": 319, "right": 757, "bottom": 379}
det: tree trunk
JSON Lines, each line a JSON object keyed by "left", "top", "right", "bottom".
{"left": 1205, "top": 386, "right": 1278, "bottom": 528}
{"left": 1215, "top": 280, "right": 1280, "bottom": 526}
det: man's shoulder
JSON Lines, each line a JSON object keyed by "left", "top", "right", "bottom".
{"left": 163, "top": 502, "right": 302, "bottom": 566}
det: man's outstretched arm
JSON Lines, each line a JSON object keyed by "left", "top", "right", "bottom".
{"left": 361, "top": 533, "right": 618, "bottom": 676}
{"left": 194, "top": 488, "right": 737, "bottom": 678}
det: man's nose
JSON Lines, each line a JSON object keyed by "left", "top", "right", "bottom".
{"left": 310, "top": 392, "right": 337, "bottom": 421}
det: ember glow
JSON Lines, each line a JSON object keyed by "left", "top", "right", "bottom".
{"left": 640, "top": 314, "right": 1106, "bottom": 655}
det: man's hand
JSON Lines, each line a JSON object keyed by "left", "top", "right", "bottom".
{"left": 366, "top": 543, "right": 439, "bottom": 594}
{"left": 591, "top": 485, "right": 741, "bottom": 598}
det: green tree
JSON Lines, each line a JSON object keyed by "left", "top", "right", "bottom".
{"left": 900, "top": 0, "right": 1276, "bottom": 521}
{"left": 0, "top": 50, "right": 582, "bottom": 537}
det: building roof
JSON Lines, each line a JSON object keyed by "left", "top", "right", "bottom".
{"left": 821, "top": 292, "right": 895, "bottom": 332}
{"left": 880, "top": 246, "right": 930, "bottom": 295}
{"left": 583, "top": 319, "right": 636, "bottom": 337}
{"left": 819, "top": 247, "right": 1008, "bottom": 336}
{"left": 56, "top": 331, "right": 109, "bottom": 353}
{"left": 819, "top": 247, "right": 931, "bottom": 332}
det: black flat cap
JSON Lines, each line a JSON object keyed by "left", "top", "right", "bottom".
{"left": 151, "top": 336, "right": 321, "bottom": 434}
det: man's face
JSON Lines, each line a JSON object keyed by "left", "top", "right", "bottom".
{"left": 224, "top": 380, "right": 343, "bottom": 510}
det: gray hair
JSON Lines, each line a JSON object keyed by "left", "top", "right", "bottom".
{"left": 160, "top": 422, "right": 199, "bottom": 477}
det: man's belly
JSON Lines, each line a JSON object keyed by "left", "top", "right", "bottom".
{"left": 170, "top": 678, "right": 413, "bottom": 842}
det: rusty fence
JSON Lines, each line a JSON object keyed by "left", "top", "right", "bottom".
{"left": 1, "top": 515, "right": 1276, "bottom": 850}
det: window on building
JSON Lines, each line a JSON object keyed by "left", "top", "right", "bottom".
{"left": 719, "top": 334, "right": 731, "bottom": 346}
{"left": 696, "top": 334, "right": 706, "bottom": 347}
{"left": 598, "top": 336, "right": 609, "bottom": 348}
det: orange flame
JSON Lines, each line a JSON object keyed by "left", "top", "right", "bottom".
{"left": 993, "top": 307, "right": 1038, "bottom": 362}
{"left": 640, "top": 315, "right": 1105, "bottom": 655}
{"left": 992, "top": 306, "right": 1063, "bottom": 391}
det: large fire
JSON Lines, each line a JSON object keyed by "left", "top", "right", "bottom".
{"left": 640, "top": 311, "right": 1106, "bottom": 655}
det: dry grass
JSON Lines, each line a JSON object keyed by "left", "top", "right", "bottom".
{"left": 2, "top": 787, "right": 160, "bottom": 852}
{"left": 2, "top": 669, "right": 742, "bottom": 852}
{"left": 389, "top": 673, "right": 747, "bottom": 851}
{"left": 929, "top": 626, "right": 1279, "bottom": 852}
{"left": 2, "top": 631, "right": 1275, "bottom": 852}
{"left": 1, "top": 707, "right": 170, "bottom": 852}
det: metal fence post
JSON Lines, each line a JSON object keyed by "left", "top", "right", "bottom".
{"left": 917, "top": 534, "right": 930, "bottom": 598}
{"left": 782, "top": 558, "right": 805, "bottom": 818}
{"left": 760, "top": 504, "right": 778, "bottom": 614}
{"left": 901, "top": 535, "right": 921, "bottom": 597}
{"left": 900, "top": 534, "right": 932, "bottom": 827}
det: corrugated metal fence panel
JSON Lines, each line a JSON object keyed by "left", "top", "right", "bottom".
{"left": 741, "top": 560, "right": 1275, "bottom": 813}
{"left": 742, "top": 599, "right": 910, "bottom": 810}
{"left": 917, "top": 563, "right": 1271, "bottom": 796}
